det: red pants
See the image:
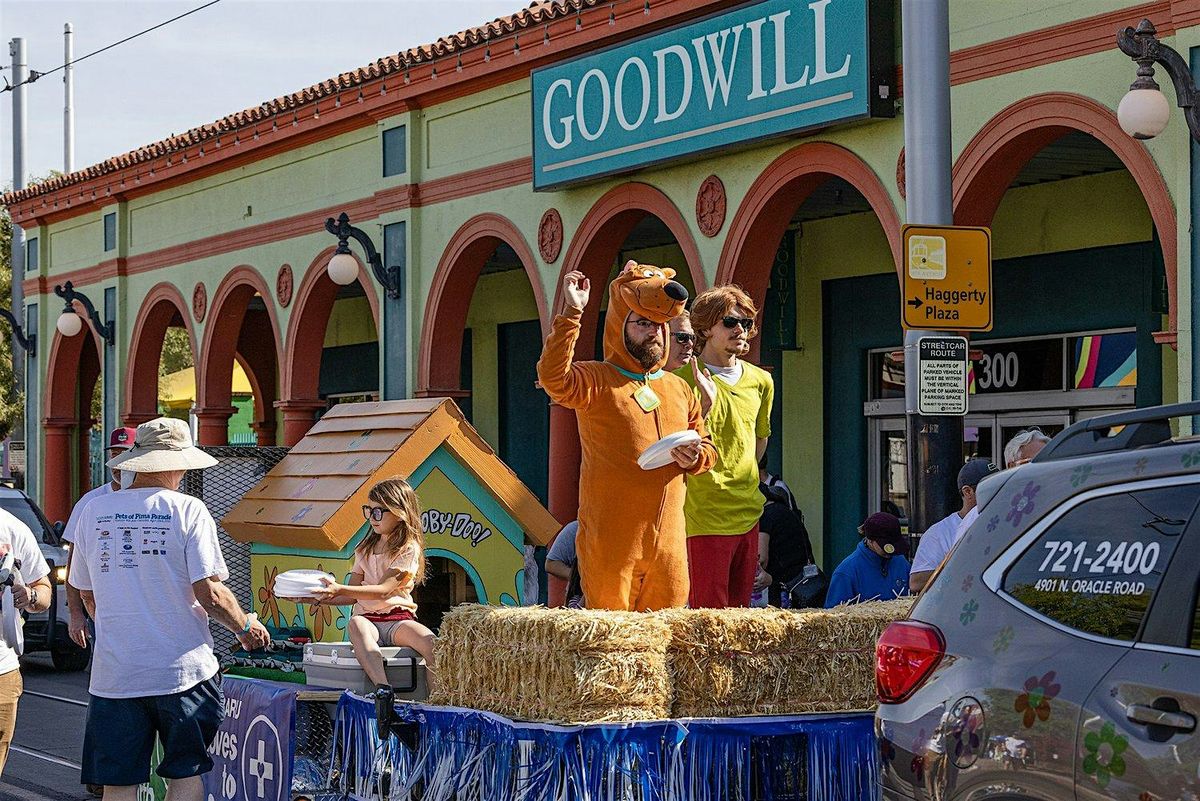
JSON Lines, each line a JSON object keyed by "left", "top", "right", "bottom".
{"left": 686, "top": 524, "right": 759, "bottom": 608}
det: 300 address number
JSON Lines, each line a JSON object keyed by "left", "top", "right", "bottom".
{"left": 1037, "top": 540, "right": 1160, "bottom": 576}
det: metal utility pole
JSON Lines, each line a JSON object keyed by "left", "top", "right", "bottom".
{"left": 10, "top": 38, "right": 27, "bottom": 400}
{"left": 64, "top": 23, "right": 75, "bottom": 173}
{"left": 901, "top": 1, "right": 961, "bottom": 535}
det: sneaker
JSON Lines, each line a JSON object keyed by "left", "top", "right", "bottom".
{"left": 374, "top": 683, "right": 394, "bottom": 740}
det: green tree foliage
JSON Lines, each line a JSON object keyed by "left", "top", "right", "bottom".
{"left": 0, "top": 209, "right": 26, "bottom": 441}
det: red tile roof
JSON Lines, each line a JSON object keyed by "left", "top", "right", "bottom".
{"left": 2, "top": 0, "right": 601, "bottom": 206}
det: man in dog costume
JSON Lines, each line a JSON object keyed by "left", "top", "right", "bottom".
{"left": 538, "top": 261, "right": 717, "bottom": 611}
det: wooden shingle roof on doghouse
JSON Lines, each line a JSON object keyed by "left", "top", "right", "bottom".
{"left": 223, "top": 398, "right": 558, "bottom": 551}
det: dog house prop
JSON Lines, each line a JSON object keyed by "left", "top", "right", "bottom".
{"left": 223, "top": 399, "right": 559, "bottom": 638}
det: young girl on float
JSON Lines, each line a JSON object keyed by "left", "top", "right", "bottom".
{"left": 312, "top": 476, "right": 435, "bottom": 705}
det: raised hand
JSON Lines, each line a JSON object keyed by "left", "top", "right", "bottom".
{"left": 563, "top": 271, "right": 591, "bottom": 311}
{"left": 690, "top": 356, "right": 717, "bottom": 416}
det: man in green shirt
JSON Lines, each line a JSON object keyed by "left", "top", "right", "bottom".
{"left": 678, "top": 285, "right": 774, "bottom": 607}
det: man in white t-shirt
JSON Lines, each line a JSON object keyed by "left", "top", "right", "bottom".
{"left": 69, "top": 417, "right": 269, "bottom": 801}
{"left": 0, "top": 506, "right": 52, "bottom": 776}
{"left": 909, "top": 458, "right": 998, "bottom": 593}
{"left": 62, "top": 426, "right": 136, "bottom": 650}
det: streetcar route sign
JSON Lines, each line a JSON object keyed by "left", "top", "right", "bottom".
{"left": 918, "top": 336, "right": 968, "bottom": 416}
{"left": 902, "top": 224, "right": 992, "bottom": 331}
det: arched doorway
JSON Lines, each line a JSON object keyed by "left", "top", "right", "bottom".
{"left": 280, "top": 248, "right": 381, "bottom": 445}
{"left": 417, "top": 214, "right": 549, "bottom": 500}
{"left": 195, "top": 267, "right": 283, "bottom": 446}
{"left": 124, "top": 283, "right": 198, "bottom": 429}
{"left": 43, "top": 325, "right": 104, "bottom": 525}
{"left": 717, "top": 143, "right": 901, "bottom": 566}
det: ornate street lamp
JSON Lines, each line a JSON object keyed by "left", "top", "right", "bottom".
{"left": 54, "top": 281, "right": 114, "bottom": 345}
{"left": 323, "top": 212, "right": 401, "bottom": 298}
{"left": 1116, "top": 19, "right": 1200, "bottom": 141}
{"left": 0, "top": 308, "right": 35, "bottom": 358}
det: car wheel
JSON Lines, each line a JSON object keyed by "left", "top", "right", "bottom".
{"left": 51, "top": 646, "right": 90, "bottom": 672}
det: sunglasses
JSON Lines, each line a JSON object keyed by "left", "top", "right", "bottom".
{"left": 626, "top": 318, "right": 660, "bottom": 330}
{"left": 721, "top": 316, "right": 754, "bottom": 332}
{"left": 362, "top": 505, "right": 387, "bottom": 522}
{"left": 671, "top": 332, "right": 696, "bottom": 345}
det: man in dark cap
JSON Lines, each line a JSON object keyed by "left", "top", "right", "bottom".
{"left": 909, "top": 458, "right": 998, "bottom": 593}
{"left": 824, "top": 512, "right": 911, "bottom": 607}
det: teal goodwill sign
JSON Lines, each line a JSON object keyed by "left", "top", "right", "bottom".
{"left": 531, "top": 0, "right": 894, "bottom": 189}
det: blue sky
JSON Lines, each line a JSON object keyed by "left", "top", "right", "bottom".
{"left": 0, "top": 0, "right": 518, "bottom": 187}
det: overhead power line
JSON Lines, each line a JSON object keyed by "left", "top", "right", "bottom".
{"left": 2, "top": 0, "right": 222, "bottom": 93}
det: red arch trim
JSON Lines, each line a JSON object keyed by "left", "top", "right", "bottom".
{"left": 283, "top": 246, "right": 381, "bottom": 402}
{"left": 716, "top": 142, "right": 902, "bottom": 308}
{"left": 123, "top": 282, "right": 197, "bottom": 424}
{"left": 416, "top": 213, "right": 547, "bottom": 394}
{"left": 952, "top": 92, "right": 1178, "bottom": 344}
{"left": 555, "top": 181, "right": 708, "bottom": 313}
{"left": 196, "top": 265, "right": 284, "bottom": 411}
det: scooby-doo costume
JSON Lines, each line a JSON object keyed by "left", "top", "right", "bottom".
{"left": 537, "top": 263, "right": 716, "bottom": 611}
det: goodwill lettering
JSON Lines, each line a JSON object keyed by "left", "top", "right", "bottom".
{"left": 421, "top": 509, "right": 493, "bottom": 547}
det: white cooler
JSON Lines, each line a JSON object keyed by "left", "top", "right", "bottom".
{"left": 302, "top": 642, "right": 429, "bottom": 699}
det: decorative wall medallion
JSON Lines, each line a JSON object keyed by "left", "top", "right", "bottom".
{"left": 896, "top": 148, "right": 906, "bottom": 199}
{"left": 538, "top": 208, "right": 564, "bottom": 264}
{"left": 696, "top": 175, "right": 726, "bottom": 237}
{"left": 277, "top": 264, "right": 294, "bottom": 307}
{"left": 192, "top": 283, "right": 207, "bottom": 323}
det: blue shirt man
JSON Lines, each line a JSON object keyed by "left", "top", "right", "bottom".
{"left": 825, "top": 512, "right": 910, "bottom": 607}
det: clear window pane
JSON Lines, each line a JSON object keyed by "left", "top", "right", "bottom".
{"left": 1002, "top": 485, "right": 1198, "bottom": 641}
{"left": 382, "top": 126, "right": 407, "bottom": 178}
{"left": 103, "top": 212, "right": 116, "bottom": 252}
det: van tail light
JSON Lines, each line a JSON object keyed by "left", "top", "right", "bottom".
{"left": 876, "top": 621, "right": 946, "bottom": 704}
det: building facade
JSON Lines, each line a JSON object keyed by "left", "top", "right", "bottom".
{"left": 3, "top": 0, "right": 1192, "bottom": 569}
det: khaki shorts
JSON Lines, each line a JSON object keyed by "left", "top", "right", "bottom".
{"left": 0, "top": 667, "right": 23, "bottom": 776}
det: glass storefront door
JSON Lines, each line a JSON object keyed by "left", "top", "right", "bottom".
{"left": 871, "top": 412, "right": 1069, "bottom": 524}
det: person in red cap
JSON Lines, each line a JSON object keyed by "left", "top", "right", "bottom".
{"left": 824, "top": 512, "right": 911, "bottom": 607}
{"left": 62, "top": 427, "right": 137, "bottom": 651}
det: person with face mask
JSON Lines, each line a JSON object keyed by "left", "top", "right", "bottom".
{"left": 62, "top": 427, "right": 138, "bottom": 651}
{"left": 537, "top": 262, "right": 717, "bottom": 611}
{"left": 824, "top": 512, "right": 911, "bottom": 607}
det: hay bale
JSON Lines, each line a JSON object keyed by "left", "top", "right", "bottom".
{"left": 661, "top": 599, "right": 911, "bottom": 718}
{"left": 430, "top": 604, "right": 672, "bottom": 723}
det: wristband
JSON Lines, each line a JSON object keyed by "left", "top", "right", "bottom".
{"left": 241, "top": 612, "right": 258, "bottom": 633}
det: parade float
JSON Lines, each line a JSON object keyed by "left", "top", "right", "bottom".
{"left": 180, "top": 399, "right": 904, "bottom": 801}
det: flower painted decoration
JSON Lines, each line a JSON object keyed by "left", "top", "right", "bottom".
{"left": 258, "top": 566, "right": 281, "bottom": 628}
{"left": 1133, "top": 457, "right": 1149, "bottom": 476}
{"left": 987, "top": 515, "right": 1000, "bottom": 533}
{"left": 1006, "top": 482, "right": 1040, "bottom": 527}
{"left": 1070, "top": 465, "right": 1093, "bottom": 488}
{"left": 960, "top": 599, "right": 979, "bottom": 626}
{"left": 1083, "top": 722, "right": 1128, "bottom": 788}
{"left": 962, "top": 575, "right": 974, "bottom": 593}
{"left": 1015, "top": 671, "right": 1061, "bottom": 728}
{"left": 1182, "top": 449, "right": 1200, "bottom": 469}
{"left": 992, "top": 625, "right": 1015, "bottom": 654}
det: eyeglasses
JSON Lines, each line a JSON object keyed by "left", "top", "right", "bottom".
{"left": 362, "top": 505, "right": 386, "bottom": 522}
{"left": 626, "top": 319, "right": 660, "bottom": 330}
{"left": 671, "top": 332, "right": 696, "bottom": 345}
{"left": 721, "top": 316, "right": 754, "bottom": 332}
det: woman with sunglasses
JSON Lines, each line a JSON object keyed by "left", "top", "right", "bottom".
{"left": 312, "top": 477, "right": 435, "bottom": 711}
{"left": 677, "top": 285, "right": 776, "bottom": 608}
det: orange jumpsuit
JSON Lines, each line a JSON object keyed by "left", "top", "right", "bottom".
{"left": 537, "top": 265, "right": 716, "bottom": 611}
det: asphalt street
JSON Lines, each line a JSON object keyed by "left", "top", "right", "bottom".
{"left": 1, "top": 654, "right": 92, "bottom": 801}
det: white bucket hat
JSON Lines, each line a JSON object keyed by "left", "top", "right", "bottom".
{"left": 105, "top": 417, "right": 218, "bottom": 473}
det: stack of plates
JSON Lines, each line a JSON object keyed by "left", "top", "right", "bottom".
{"left": 637, "top": 430, "right": 701, "bottom": 470}
{"left": 273, "top": 569, "right": 335, "bottom": 599}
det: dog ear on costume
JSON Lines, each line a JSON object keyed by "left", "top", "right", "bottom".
{"left": 661, "top": 267, "right": 676, "bottom": 279}
{"left": 621, "top": 259, "right": 639, "bottom": 273}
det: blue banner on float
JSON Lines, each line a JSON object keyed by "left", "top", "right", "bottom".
{"left": 531, "top": 0, "right": 894, "bottom": 189}
{"left": 203, "top": 678, "right": 296, "bottom": 801}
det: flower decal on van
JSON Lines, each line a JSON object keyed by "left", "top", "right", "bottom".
{"left": 1015, "top": 671, "right": 1061, "bottom": 727}
{"left": 992, "top": 625, "right": 1015, "bottom": 654}
{"left": 959, "top": 599, "right": 979, "bottom": 626}
{"left": 1083, "top": 722, "right": 1128, "bottom": 788}
{"left": 1070, "top": 465, "right": 1093, "bottom": 488}
{"left": 1006, "top": 482, "right": 1040, "bottom": 527}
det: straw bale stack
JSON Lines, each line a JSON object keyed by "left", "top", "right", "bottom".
{"left": 430, "top": 604, "right": 672, "bottom": 723}
{"left": 662, "top": 599, "right": 911, "bottom": 718}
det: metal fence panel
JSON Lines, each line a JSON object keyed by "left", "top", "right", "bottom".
{"left": 182, "top": 446, "right": 288, "bottom": 653}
